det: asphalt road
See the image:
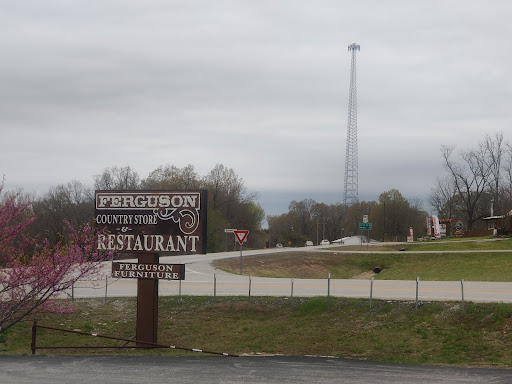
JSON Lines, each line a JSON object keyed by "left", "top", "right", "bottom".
{"left": 1, "top": 356, "right": 512, "bottom": 384}
{"left": 68, "top": 247, "right": 512, "bottom": 303}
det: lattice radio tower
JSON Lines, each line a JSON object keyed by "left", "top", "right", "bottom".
{"left": 343, "top": 43, "right": 360, "bottom": 206}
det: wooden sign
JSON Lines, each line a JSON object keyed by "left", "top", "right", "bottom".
{"left": 94, "top": 190, "right": 207, "bottom": 347}
{"left": 95, "top": 190, "right": 207, "bottom": 254}
{"left": 112, "top": 262, "right": 185, "bottom": 280}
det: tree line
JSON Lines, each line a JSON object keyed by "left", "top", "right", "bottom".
{"left": 25, "top": 163, "right": 265, "bottom": 252}
{"left": 7, "top": 131, "right": 511, "bottom": 252}
{"left": 268, "top": 132, "right": 512, "bottom": 244}
{"left": 267, "top": 189, "right": 428, "bottom": 246}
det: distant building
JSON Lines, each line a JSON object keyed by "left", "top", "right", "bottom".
{"left": 481, "top": 211, "right": 512, "bottom": 235}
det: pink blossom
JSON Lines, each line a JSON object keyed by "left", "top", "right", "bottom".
{"left": 0, "top": 186, "right": 114, "bottom": 334}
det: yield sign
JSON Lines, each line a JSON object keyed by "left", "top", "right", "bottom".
{"left": 233, "top": 230, "right": 249, "bottom": 245}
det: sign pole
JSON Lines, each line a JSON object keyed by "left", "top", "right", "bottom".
{"left": 233, "top": 230, "right": 249, "bottom": 276}
{"left": 239, "top": 243, "right": 243, "bottom": 275}
{"left": 136, "top": 253, "right": 159, "bottom": 347}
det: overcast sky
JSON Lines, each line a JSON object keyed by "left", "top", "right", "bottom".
{"left": 1, "top": 1, "right": 511, "bottom": 217}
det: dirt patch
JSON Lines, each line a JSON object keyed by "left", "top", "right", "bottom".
{"left": 350, "top": 271, "right": 375, "bottom": 280}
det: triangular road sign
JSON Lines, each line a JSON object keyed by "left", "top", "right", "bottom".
{"left": 233, "top": 230, "right": 249, "bottom": 245}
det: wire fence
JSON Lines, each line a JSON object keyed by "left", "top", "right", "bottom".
{"left": 69, "top": 273, "right": 477, "bottom": 312}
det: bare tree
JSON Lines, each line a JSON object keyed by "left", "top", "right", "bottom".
{"left": 203, "top": 164, "right": 257, "bottom": 222}
{"left": 429, "top": 175, "right": 457, "bottom": 219}
{"left": 441, "top": 142, "right": 494, "bottom": 230}
{"left": 200, "top": 164, "right": 262, "bottom": 250}
{"left": 94, "top": 165, "right": 140, "bottom": 190}
{"left": 483, "top": 132, "right": 504, "bottom": 212}
{"left": 141, "top": 164, "right": 200, "bottom": 190}
{"left": 312, "top": 203, "right": 348, "bottom": 243}
{"left": 502, "top": 142, "right": 512, "bottom": 214}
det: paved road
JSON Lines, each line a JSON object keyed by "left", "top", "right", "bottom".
{"left": 68, "top": 247, "right": 512, "bottom": 303}
{"left": 1, "top": 356, "right": 511, "bottom": 384}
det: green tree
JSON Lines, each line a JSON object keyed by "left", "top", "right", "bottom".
{"left": 267, "top": 212, "right": 294, "bottom": 247}
{"left": 371, "top": 189, "right": 425, "bottom": 241}
{"left": 288, "top": 199, "right": 317, "bottom": 240}
{"left": 30, "top": 180, "right": 93, "bottom": 245}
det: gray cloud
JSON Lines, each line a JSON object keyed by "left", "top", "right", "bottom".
{"left": 2, "top": 1, "right": 511, "bottom": 215}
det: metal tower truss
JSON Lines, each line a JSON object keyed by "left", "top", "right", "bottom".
{"left": 343, "top": 43, "right": 360, "bottom": 206}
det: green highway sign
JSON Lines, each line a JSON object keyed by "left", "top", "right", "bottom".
{"left": 359, "top": 223, "right": 372, "bottom": 230}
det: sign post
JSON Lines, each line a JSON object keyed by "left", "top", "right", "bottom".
{"left": 359, "top": 222, "right": 372, "bottom": 230}
{"left": 136, "top": 253, "right": 159, "bottom": 347}
{"left": 359, "top": 222, "right": 372, "bottom": 250}
{"left": 233, "top": 230, "right": 249, "bottom": 275}
{"left": 224, "top": 228, "right": 237, "bottom": 252}
{"left": 95, "top": 190, "right": 207, "bottom": 347}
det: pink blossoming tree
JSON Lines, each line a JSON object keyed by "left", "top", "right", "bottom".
{"left": 0, "top": 186, "right": 112, "bottom": 334}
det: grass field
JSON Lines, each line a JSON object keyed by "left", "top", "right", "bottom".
{"left": 214, "top": 251, "right": 512, "bottom": 281}
{"left": 2, "top": 296, "right": 512, "bottom": 367}
{"left": 2, "top": 237, "right": 512, "bottom": 366}
{"left": 337, "top": 237, "right": 512, "bottom": 252}
{"left": 214, "top": 238, "right": 512, "bottom": 281}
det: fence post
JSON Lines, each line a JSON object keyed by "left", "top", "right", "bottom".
{"left": 104, "top": 275, "right": 108, "bottom": 305}
{"left": 248, "top": 275, "right": 252, "bottom": 302}
{"left": 370, "top": 277, "right": 374, "bottom": 309}
{"left": 290, "top": 278, "right": 294, "bottom": 306}
{"left": 179, "top": 279, "right": 182, "bottom": 305}
{"left": 415, "top": 276, "right": 419, "bottom": 310}
{"left": 461, "top": 279, "right": 465, "bottom": 312}
{"left": 214, "top": 273, "right": 217, "bottom": 303}
{"left": 327, "top": 273, "right": 331, "bottom": 311}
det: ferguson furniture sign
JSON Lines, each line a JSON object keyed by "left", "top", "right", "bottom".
{"left": 112, "top": 262, "right": 185, "bottom": 280}
{"left": 95, "top": 190, "right": 207, "bottom": 254}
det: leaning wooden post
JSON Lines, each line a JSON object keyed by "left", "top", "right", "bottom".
{"left": 31, "top": 320, "right": 37, "bottom": 355}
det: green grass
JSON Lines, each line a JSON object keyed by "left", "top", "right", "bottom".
{"left": 336, "top": 237, "right": 512, "bottom": 252}
{"left": 371, "top": 252, "right": 512, "bottom": 281}
{"left": 215, "top": 249, "right": 512, "bottom": 281}
{"left": 2, "top": 296, "right": 512, "bottom": 367}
